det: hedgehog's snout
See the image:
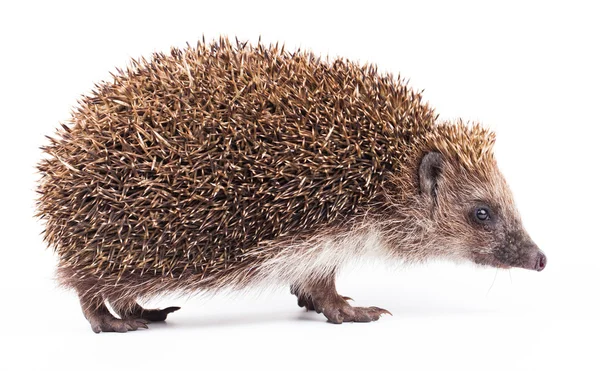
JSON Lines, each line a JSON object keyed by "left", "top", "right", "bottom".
{"left": 490, "top": 229, "right": 547, "bottom": 272}
{"left": 520, "top": 240, "right": 547, "bottom": 272}
{"left": 517, "top": 247, "right": 546, "bottom": 272}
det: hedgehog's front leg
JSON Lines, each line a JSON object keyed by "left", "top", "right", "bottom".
{"left": 291, "top": 274, "right": 391, "bottom": 324}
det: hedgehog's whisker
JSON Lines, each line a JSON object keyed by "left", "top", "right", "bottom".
{"left": 486, "top": 268, "right": 499, "bottom": 297}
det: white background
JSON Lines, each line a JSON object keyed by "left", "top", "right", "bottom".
{"left": 1, "top": 0, "right": 598, "bottom": 370}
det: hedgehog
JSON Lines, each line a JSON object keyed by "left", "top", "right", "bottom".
{"left": 36, "top": 38, "right": 546, "bottom": 333}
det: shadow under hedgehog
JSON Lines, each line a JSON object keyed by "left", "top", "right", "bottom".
{"left": 36, "top": 38, "right": 546, "bottom": 333}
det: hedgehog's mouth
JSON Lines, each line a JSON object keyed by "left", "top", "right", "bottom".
{"left": 471, "top": 253, "right": 511, "bottom": 269}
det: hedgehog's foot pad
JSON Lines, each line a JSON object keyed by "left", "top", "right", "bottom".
{"left": 112, "top": 302, "right": 181, "bottom": 322}
{"left": 292, "top": 276, "right": 391, "bottom": 324}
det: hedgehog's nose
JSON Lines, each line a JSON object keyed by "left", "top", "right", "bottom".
{"left": 535, "top": 252, "right": 547, "bottom": 271}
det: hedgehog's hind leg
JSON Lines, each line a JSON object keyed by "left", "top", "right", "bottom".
{"left": 291, "top": 272, "right": 391, "bottom": 324}
{"left": 77, "top": 291, "right": 149, "bottom": 333}
{"left": 108, "top": 298, "right": 181, "bottom": 322}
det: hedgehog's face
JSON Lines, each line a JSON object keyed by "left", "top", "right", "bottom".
{"left": 418, "top": 152, "right": 546, "bottom": 271}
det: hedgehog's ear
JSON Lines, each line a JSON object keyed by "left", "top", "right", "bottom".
{"left": 419, "top": 152, "right": 443, "bottom": 200}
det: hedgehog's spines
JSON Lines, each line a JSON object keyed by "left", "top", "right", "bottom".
{"left": 37, "top": 38, "right": 493, "bottom": 292}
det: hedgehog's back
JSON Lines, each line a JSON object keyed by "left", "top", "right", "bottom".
{"left": 37, "top": 39, "right": 436, "bottom": 283}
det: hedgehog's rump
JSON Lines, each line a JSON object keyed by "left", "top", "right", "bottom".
{"left": 36, "top": 39, "right": 439, "bottom": 286}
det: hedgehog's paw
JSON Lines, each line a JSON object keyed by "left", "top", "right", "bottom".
{"left": 314, "top": 294, "right": 391, "bottom": 324}
{"left": 324, "top": 304, "right": 391, "bottom": 324}
{"left": 292, "top": 275, "right": 391, "bottom": 324}
{"left": 88, "top": 313, "right": 149, "bottom": 333}
{"left": 135, "top": 306, "right": 181, "bottom": 322}
{"left": 110, "top": 301, "right": 181, "bottom": 323}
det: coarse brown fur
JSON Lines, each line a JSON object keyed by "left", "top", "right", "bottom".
{"left": 36, "top": 38, "right": 545, "bottom": 332}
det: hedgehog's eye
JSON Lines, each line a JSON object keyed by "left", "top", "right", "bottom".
{"left": 470, "top": 204, "right": 496, "bottom": 227}
{"left": 475, "top": 207, "right": 491, "bottom": 222}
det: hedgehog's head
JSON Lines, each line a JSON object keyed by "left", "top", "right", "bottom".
{"left": 416, "top": 123, "right": 546, "bottom": 271}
